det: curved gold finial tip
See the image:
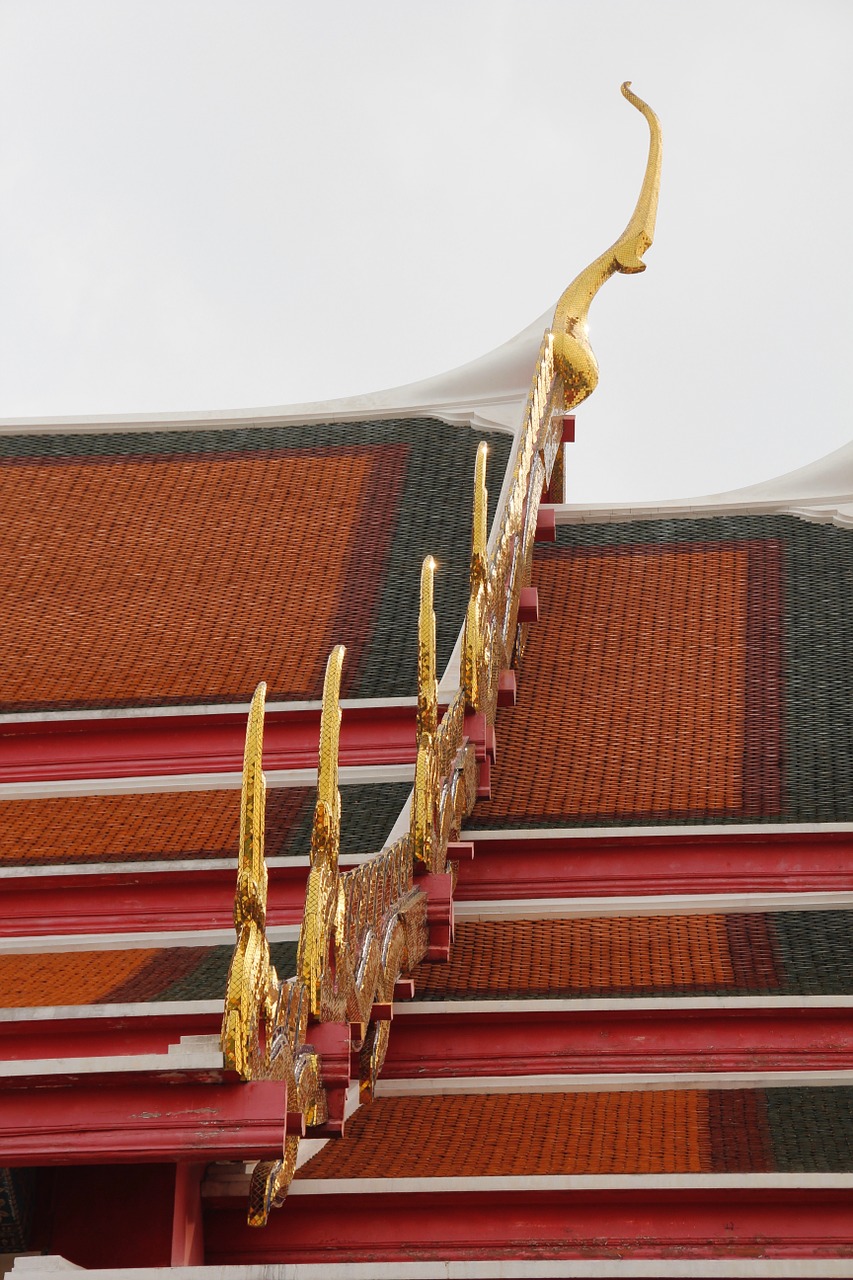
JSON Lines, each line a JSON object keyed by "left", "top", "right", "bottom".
{"left": 551, "top": 77, "right": 662, "bottom": 410}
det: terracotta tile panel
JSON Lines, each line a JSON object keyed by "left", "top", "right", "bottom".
{"left": 0, "top": 791, "right": 240, "bottom": 865}
{"left": 0, "top": 420, "right": 514, "bottom": 710}
{"left": 297, "top": 1091, "right": 712, "bottom": 1178}
{"left": 0, "top": 949, "right": 161, "bottom": 1007}
{"left": 476, "top": 544, "right": 749, "bottom": 824}
{"left": 411, "top": 917, "right": 734, "bottom": 998}
{"left": 0, "top": 782, "right": 414, "bottom": 866}
{"left": 0, "top": 444, "right": 405, "bottom": 709}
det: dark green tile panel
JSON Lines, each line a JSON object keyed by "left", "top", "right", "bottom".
{"left": 270, "top": 782, "right": 412, "bottom": 858}
{"left": 155, "top": 941, "right": 298, "bottom": 1002}
{"left": 766, "top": 1087, "right": 853, "bottom": 1171}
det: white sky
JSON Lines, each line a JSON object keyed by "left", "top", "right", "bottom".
{"left": 1, "top": 0, "right": 851, "bottom": 502}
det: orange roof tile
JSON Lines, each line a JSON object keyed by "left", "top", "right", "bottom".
{"left": 411, "top": 917, "right": 736, "bottom": 998}
{"left": 296, "top": 1091, "right": 712, "bottom": 1177}
{"left": 0, "top": 445, "right": 404, "bottom": 708}
{"left": 477, "top": 544, "right": 750, "bottom": 824}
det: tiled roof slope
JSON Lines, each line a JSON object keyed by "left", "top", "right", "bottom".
{"left": 0, "top": 941, "right": 297, "bottom": 1006}
{"left": 297, "top": 1088, "right": 853, "bottom": 1177}
{"left": 410, "top": 914, "right": 853, "bottom": 998}
{"left": 471, "top": 515, "right": 853, "bottom": 828}
{"left": 0, "top": 421, "right": 510, "bottom": 711}
{"left": 0, "top": 782, "right": 411, "bottom": 866}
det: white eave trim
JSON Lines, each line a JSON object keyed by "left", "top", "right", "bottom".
{"left": 5, "top": 993, "right": 852, "bottom": 1025}
{"left": 288, "top": 1171, "right": 853, "bottom": 1196}
{"left": 374, "top": 1070, "right": 853, "bottom": 1097}
{"left": 16, "top": 1256, "right": 853, "bottom": 1278}
{"left": 0, "top": 924, "right": 300, "bottom": 955}
{"left": 454, "top": 891, "right": 853, "bottom": 920}
{"left": 465, "top": 822, "right": 853, "bottom": 840}
{"left": 0, "top": 762, "right": 414, "bottom": 801}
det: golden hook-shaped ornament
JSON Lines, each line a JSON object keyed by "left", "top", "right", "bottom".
{"left": 552, "top": 81, "right": 662, "bottom": 410}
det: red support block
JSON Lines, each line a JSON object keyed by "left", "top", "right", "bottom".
{"left": 464, "top": 711, "right": 488, "bottom": 760}
{"left": 558, "top": 414, "right": 576, "bottom": 443}
{"left": 535, "top": 507, "right": 556, "bottom": 542}
{"left": 305, "top": 1021, "right": 351, "bottom": 1137}
{"left": 445, "top": 841, "right": 475, "bottom": 863}
{"left": 518, "top": 586, "right": 540, "bottom": 623}
{"left": 476, "top": 756, "right": 492, "bottom": 800}
{"left": 416, "top": 872, "right": 455, "bottom": 962}
{"left": 497, "top": 669, "right": 517, "bottom": 707}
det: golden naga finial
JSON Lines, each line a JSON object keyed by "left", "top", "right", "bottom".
{"left": 222, "top": 681, "right": 274, "bottom": 1079}
{"left": 416, "top": 556, "right": 438, "bottom": 743}
{"left": 471, "top": 442, "right": 489, "bottom": 591}
{"left": 462, "top": 443, "right": 489, "bottom": 712}
{"left": 235, "top": 681, "right": 268, "bottom": 931}
{"left": 299, "top": 644, "right": 347, "bottom": 1016}
{"left": 411, "top": 556, "right": 438, "bottom": 868}
{"left": 552, "top": 81, "right": 662, "bottom": 410}
{"left": 312, "top": 643, "right": 345, "bottom": 864}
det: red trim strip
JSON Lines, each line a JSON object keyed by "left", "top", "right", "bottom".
{"left": 204, "top": 1187, "right": 853, "bottom": 1263}
{"left": 0, "top": 703, "right": 423, "bottom": 783}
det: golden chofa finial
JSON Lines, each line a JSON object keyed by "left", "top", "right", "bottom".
{"left": 552, "top": 81, "right": 662, "bottom": 410}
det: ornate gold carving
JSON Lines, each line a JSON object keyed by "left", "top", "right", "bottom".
{"left": 462, "top": 334, "right": 562, "bottom": 720}
{"left": 297, "top": 645, "right": 347, "bottom": 1020}
{"left": 553, "top": 82, "right": 662, "bottom": 409}
{"left": 224, "top": 82, "right": 661, "bottom": 1225}
{"left": 413, "top": 559, "right": 479, "bottom": 876}
{"left": 221, "top": 682, "right": 279, "bottom": 1081}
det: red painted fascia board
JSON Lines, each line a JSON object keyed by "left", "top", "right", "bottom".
{"left": 0, "top": 702, "right": 429, "bottom": 783}
{"left": 0, "top": 1077, "right": 286, "bottom": 1165}
{"left": 382, "top": 1005, "right": 853, "bottom": 1077}
{"left": 457, "top": 830, "right": 853, "bottom": 900}
{"left": 203, "top": 1186, "right": 853, "bottom": 1263}
{"left": 0, "top": 1012, "right": 221, "bottom": 1062}
{"left": 4, "top": 829, "right": 853, "bottom": 938}
{"left": 6, "top": 1005, "right": 853, "bottom": 1075}
{"left": 0, "top": 863, "right": 311, "bottom": 937}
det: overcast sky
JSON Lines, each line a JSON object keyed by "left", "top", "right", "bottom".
{"left": 1, "top": 1, "right": 851, "bottom": 502}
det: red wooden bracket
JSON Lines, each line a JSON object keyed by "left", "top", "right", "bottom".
{"left": 417, "top": 872, "right": 454, "bottom": 962}
{"left": 535, "top": 507, "right": 556, "bottom": 542}
{"left": 305, "top": 1021, "right": 351, "bottom": 1137}
{"left": 445, "top": 841, "right": 475, "bottom": 862}
{"left": 392, "top": 979, "right": 416, "bottom": 1001}
{"left": 518, "top": 587, "right": 540, "bottom": 623}
{"left": 497, "top": 669, "right": 517, "bottom": 707}
{"left": 557, "top": 414, "right": 576, "bottom": 443}
{"left": 476, "top": 756, "right": 492, "bottom": 800}
{"left": 463, "top": 712, "right": 496, "bottom": 763}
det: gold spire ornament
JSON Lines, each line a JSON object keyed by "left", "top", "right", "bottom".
{"left": 552, "top": 82, "right": 662, "bottom": 409}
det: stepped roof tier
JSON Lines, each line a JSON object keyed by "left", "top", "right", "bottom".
{"left": 2, "top": 86, "right": 852, "bottom": 1278}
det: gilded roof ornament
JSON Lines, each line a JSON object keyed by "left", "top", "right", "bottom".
{"left": 552, "top": 81, "right": 662, "bottom": 409}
